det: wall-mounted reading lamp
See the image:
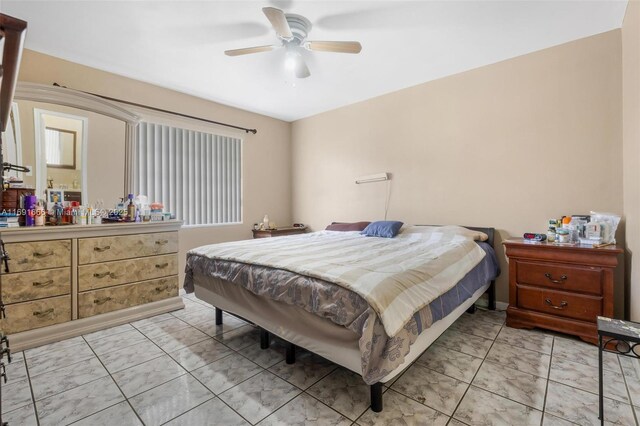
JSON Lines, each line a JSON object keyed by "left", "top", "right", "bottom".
{"left": 355, "top": 172, "right": 390, "bottom": 184}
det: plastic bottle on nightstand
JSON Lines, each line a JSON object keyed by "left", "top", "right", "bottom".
{"left": 262, "top": 214, "right": 270, "bottom": 230}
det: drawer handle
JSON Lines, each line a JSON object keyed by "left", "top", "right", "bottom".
{"left": 93, "top": 297, "right": 113, "bottom": 305}
{"left": 33, "top": 251, "right": 53, "bottom": 258}
{"left": 94, "top": 246, "right": 111, "bottom": 252}
{"left": 32, "top": 280, "right": 54, "bottom": 287}
{"left": 154, "top": 285, "right": 170, "bottom": 293}
{"left": 544, "top": 273, "right": 567, "bottom": 284}
{"left": 93, "top": 272, "right": 118, "bottom": 279}
{"left": 544, "top": 298, "right": 568, "bottom": 310}
{"left": 155, "top": 263, "right": 169, "bottom": 269}
{"left": 32, "top": 308, "right": 54, "bottom": 317}
{"left": 155, "top": 240, "right": 169, "bottom": 245}
{"left": 93, "top": 271, "right": 110, "bottom": 279}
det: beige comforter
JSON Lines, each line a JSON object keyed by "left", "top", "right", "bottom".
{"left": 187, "top": 225, "right": 487, "bottom": 336}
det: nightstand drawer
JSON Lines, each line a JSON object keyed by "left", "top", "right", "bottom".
{"left": 516, "top": 260, "right": 602, "bottom": 295}
{"left": 516, "top": 285, "right": 602, "bottom": 322}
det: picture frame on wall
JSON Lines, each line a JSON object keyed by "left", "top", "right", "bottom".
{"left": 46, "top": 189, "right": 63, "bottom": 204}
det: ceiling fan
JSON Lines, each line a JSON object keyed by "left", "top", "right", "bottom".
{"left": 224, "top": 7, "right": 362, "bottom": 79}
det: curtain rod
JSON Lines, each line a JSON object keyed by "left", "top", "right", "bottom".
{"left": 52, "top": 83, "right": 258, "bottom": 134}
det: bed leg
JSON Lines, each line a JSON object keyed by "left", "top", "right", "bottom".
{"left": 466, "top": 304, "right": 477, "bottom": 314}
{"left": 260, "top": 329, "right": 270, "bottom": 349}
{"left": 286, "top": 342, "right": 296, "bottom": 364}
{"left": 488, "top": 280, "right": 496, "bottom": 311}
{"left": 215, "top": 308, "right": 223, "bottom": 325}
{"left": 370, "top": 382, "right": 383, "bottom": 412}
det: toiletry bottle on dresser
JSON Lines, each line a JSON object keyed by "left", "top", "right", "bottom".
{"left": 127, "top": 194, "right": 137, "bottom": 222}
{"left": 52, "top": 195, "right": 63, "bottom": 225}
{"left": 79, "top": 206, "right": 87, "bottom": 225}
{"left": 24, "top": 195, "right": 37, "bottom": 226}
{"left": 35, "top": 201, "right": 45, "bottom": 226}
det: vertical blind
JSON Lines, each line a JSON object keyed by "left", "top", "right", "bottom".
{"left": 133, "top": 122, "right": 242, "bottom": 225}
{"left": 45, "top": 128, "right": 61, "bottom": 164}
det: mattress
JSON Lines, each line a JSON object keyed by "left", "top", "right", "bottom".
{"left": 186, "top": 226, "right": 489, "bottom": 337}
{"left": 185, "top": 240, "right": 499, "bottom": 384}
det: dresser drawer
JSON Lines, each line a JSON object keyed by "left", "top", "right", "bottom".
{"left": 78, "top": 276, "right": 178, "bottom": 318}
{"left": 516, "top": 260, "right": 603, "bottom": 295}
{"left": 1, "top": 268, "right": 71, "bottom": 304}
{"left": 78, "top": 254, "right": 178, "bottom": 291}
{"left": 516, "top": 285, "right": 602, "bottom": 322}
{"left": 5, "top": 240, "right": 71, "bottom": 272}
{"left": 0, "top": 295, "right": 71, "bottom": 334}
{"left": 78, "top": 232, "right": 178, "bottom": 264}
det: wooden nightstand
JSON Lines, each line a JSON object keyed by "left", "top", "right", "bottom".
{"left": 503, "top": 239, "right": 623, "bottom": 345}
{"left": 252, "top": 226, "right": 307, "bottom": 239}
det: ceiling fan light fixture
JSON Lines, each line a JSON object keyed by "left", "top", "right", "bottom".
{"left": 284, "top": 50, "right": 310, "bottom": 79}
{"left": 226, "top": 7, "right": 362, "bottom": 80}
{"left": 285, "top": 51, "right": 300, "bottom": 71}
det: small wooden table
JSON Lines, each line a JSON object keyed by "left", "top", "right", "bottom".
{"left": 597, "top": 316, "right": 640, "bottom": 424}
{"left": 252, "top": 226, "right": 307, "bottom": 239}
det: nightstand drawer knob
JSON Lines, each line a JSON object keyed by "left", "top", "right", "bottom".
{"left": 544, "top": 273, "right": 567, "bottom": 284}
{"left": 544, "top": 298, "right": 568, "bottom": 309}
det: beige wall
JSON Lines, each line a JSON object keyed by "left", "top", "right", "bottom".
{"left": 623, "top": 0, "right": 640, "bottom": 321}
{"left": 291, "top": 31, "right": 624, "bottom": 313}
{"left": 18, "top": 49, "right": 292, "bottom": 283}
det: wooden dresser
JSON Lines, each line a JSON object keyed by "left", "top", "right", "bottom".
{"left": 252, "top": 226, "right": 307, "bottom": 239}
{"left": 0, "top": 221, "right": 183, "bottom": 350}
{"left": 503, "top": 239, "right": 622, "bottom": 344}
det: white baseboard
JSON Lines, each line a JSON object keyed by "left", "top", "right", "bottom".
{"left": 9, "top": 297, "right": 185, "bottom": 352}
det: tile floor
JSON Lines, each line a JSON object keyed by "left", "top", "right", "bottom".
{"left": 2, "top": 293, "right": 640, "bottom": 425}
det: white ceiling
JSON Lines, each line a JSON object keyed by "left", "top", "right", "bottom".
{"left": 2, "top": 1, "right": 629, "bottom": 122}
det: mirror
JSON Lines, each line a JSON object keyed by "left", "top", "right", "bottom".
{"left": 35, "top": 108, "right": 87, "bottom": 201}
{"left": 0, "top": 82, "right": 140, "bottom": 209}
{"left": 45, "top": 127, "right": 77, "bottom": 169}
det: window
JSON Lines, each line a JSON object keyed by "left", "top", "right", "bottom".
{"left": 133, "top": 122, "right": 242, "bottom": 226}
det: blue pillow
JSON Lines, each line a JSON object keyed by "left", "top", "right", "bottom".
{"left": 361, "top": 221, "right": 404, "bottom": 238}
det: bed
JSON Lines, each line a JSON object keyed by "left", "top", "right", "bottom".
{"left": 184, "top": 224, "right": 500, "bottom": 412}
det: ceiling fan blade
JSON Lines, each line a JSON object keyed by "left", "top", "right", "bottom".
{"left": 225, "top": 45, "right": 277, "bottom": 57}
{"left": 294, "top": 57, "right": 310, "bottom": 79}
{"left": 262, "top": 7, "right": 293, "bottom": 39}
{"left": 304, "top": 41, "right": 362, "bottom": 54}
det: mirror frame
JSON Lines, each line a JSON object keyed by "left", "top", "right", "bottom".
{"left": 13, "top": 82, "right": 140, "bottom": 198}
